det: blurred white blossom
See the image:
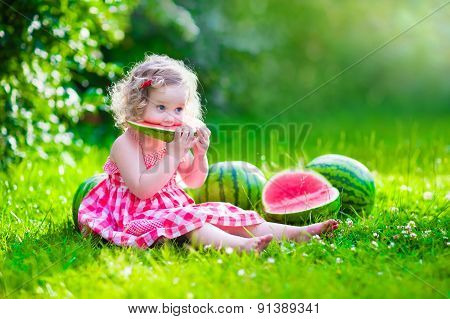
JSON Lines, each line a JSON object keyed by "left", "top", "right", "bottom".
{"left": 423, "top": 192, "right": 433, "bottom": 200}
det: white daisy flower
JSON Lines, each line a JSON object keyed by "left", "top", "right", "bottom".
{"left": 400, "top": 185, "right": 412, "bottom": 192}
{"left": 390, "top": 206, "right": 399, "bottom": 213}
{"left": 121, "top": 266, "right": 132, "bottom": 278}
{"left": 422, "top": 230, "right": 431, "bottom": 238}
{"left": 237, "top": 269, "right": 245, "bottom": 276}
{"left": 336, "top": 257, "right": 343, "bottom": 264}
{"left": 423, "top": 192, "right": 433, "bottom": 201}
{"left": 406, "top": 221, "right": 416, "bottom": 230}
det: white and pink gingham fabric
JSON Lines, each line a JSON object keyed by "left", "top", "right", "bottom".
{"left": 77, "top": 148, "right": 265, "bottom": 249}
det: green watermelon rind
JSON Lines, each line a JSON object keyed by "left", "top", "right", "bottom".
{"left": 127, "top": 117, "right": 203, "bottom": 143}
{"left": 127, "top": 120, "right": 176, "bottom": 142}
{"left": 72, "top": 174, "right": 107, "bottom": 231}
{"left": 188, "top": 161, "right": 267, "bottom": 211}
{"left": 306, "top": 154, "right": 375, "bottom": 214}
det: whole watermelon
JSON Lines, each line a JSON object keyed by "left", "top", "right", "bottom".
{"left": 306, "top": 154, "right": 375, "bottom": 214}
{"left": 188, "top": 161, "right": 267, "bottom": 211}
{"left": 72, "top": 173, "right": 107, "bottom": 230}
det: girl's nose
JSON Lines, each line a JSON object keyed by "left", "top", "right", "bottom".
{"left": 161, "top": 114, "right": 175, "bottom": 126}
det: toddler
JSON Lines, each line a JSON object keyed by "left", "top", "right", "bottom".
{"left": 78, "top": 54, "right": 339, "bottom": 252}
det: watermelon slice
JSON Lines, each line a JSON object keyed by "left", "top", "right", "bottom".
{"left": 262, "top": 170, "right": 340, "bottom": 225}
{"left": 127, "top": 117, "right": 203, "bottom": 142}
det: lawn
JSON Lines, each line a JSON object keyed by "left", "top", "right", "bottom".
{"left": 0, "top": 109, "right": 448, "bottom": 298}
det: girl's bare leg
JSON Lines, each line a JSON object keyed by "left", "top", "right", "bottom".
{"left": 216, "top": 220, "right": 339, "bottom": 243}
{"left": 184, "top": 223, "right": 273, "bottom": 253}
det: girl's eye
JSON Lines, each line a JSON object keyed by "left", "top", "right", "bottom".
{"left": 175, "top": 107, "right": 183, "bottom": 113}
{"left": 157, "top": 105, "right": 165, "bottom": 111}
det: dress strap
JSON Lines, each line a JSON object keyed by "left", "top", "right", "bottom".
{"left": 126, "top": 127, "right": 166, "bottom": 158}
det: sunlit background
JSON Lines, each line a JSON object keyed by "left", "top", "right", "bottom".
{"left": 1, "top": 0, "right": 449, "bottom": 169}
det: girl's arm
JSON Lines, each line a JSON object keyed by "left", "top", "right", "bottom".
{"left": 111, "top": 127, "right": 195, "bottom": 200}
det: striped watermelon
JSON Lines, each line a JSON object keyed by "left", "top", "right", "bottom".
{"left": 306, "top": 154, "right": 375, "bottom": 214}
{"left": 71, "top": 174, "right": 107, "bottom": 230}
{"left": 262, "top": 170, "right": 341, "bottom": 225}
{"left": 188, "top": 161, "right": 267, "bottom": 211}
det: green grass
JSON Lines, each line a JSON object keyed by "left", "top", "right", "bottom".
{"left": 0, "top": 111, "right": 449, "bottom": 298}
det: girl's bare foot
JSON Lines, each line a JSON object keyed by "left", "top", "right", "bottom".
{"left": 295, "top": 219, "right": 339, "bottom": 242}
{"left": 242, "top": 234, "right": 273, "bottom": 253}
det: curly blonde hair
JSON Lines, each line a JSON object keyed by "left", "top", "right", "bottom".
{"left": 108, "top": 54, "right": 203, "bottom": 131}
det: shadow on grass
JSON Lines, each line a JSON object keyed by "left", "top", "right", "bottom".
{"left": 0, "top": 218, "right": 189, "bottom": 298}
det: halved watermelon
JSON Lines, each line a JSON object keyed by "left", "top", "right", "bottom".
{"left": 127, "top": 117, "right": 203, "bottom": 142}
{"left": 262, "top": 170, "right": 340, "bottom": 225}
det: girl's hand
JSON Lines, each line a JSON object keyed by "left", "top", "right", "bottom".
{"left": 193, "top": 125, "right": 211, "bottom": 157}
{"left": 166, "top": 126, "right": 198, "bottom": 160}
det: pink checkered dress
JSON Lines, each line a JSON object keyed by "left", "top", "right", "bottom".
{"left": 77, "top": 139, "right": 265, "bottom": 249}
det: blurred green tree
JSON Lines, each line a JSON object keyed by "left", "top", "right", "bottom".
{"left": 0, "top": 0, "right": 201, "bottom": 169}
{"left": 110, "top": 0, "right": 449, "bottom": 122}
{"left": 0, "top": 0, "right": 138, "bottom": 169}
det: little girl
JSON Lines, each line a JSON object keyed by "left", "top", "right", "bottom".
{"left": 78, "top": 54, "right": 339, "bottom": 252}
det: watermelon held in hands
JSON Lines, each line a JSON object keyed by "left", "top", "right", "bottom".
{"left": 188, "top": 161, "right": 267, "bottom": 211}
{"left": 306, "top": 154, "right": 375, "bottom": 214}
{"left": 127, "top": 117, "right": 203, "bottom": 142}
{"left": 262, "top": 170, "right": 341, "bottom": 225}
{"left": 72, "top": 174, "right": 107, "bottom": 230}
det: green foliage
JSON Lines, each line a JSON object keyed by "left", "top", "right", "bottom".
{"left": 0, "top": 0, "right": 138, "bottom": 169}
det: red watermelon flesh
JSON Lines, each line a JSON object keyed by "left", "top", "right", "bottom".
{"left": 131, "top": 121, "right": 180, "bottom": 131}
{"left": 262, "top": 171, "right": 340, "bottom": 224}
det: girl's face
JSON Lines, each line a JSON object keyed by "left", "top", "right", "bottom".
{"left": 142, "top": 85, "right": 188, "bottom": 127}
